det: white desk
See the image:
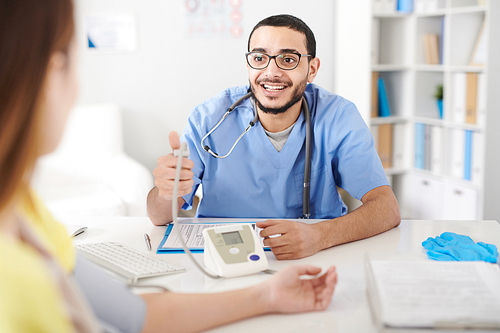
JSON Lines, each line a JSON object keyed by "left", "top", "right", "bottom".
{"left": 66, "top": 217, "right": 500, "bottom": 333}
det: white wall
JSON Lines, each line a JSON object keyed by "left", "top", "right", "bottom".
{"left": 75, "top": 0, "right": 336, "bottom": 172}
{"left": 334, "top": 0, "right": 372, "bottom": 123}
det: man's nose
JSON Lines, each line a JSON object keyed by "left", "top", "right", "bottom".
{"left": 262, "top": 57, "right": 282, "bottom": 77}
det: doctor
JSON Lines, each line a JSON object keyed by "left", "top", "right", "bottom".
{"left": 148, "top": 14, "right": 401, "bottom": 260}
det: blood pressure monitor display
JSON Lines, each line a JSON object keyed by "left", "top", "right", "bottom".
{"left": 222, "top": 231, "right": 243, "bottom": 245}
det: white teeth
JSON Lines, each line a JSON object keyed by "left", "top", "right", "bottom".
{"left": 263, "top": 84, "right": 285, "bottom": 91}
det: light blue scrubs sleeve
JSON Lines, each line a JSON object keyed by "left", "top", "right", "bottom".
{"left": 330, "top": 99, "right": 389, "bottom": 200}
{"left": 73, "top": 254, "right": 147, "bottom": 333}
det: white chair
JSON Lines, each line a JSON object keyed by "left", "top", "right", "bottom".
{"left": 32, "top": 103, "right": 154, "bottom": 219}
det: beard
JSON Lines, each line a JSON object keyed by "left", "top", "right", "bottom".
{"left": 250, "top": 76, "right": 308, "bottom": 115}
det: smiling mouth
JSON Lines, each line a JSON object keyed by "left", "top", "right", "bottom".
{"left": 262, "top": 84, "right": 286, "bottom": 91}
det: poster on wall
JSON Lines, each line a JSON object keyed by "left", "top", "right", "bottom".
{"left": 184, "top": 0, "right": 243, "bottom": 39}
{"left": 86, "top": 14, "right": 138, "bottom": 51}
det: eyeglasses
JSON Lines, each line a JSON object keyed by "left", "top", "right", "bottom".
{"left": 245, "top": 52, "right": 312, "bottom": 71}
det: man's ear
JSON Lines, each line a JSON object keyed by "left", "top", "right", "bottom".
{"left": 307, "top": 57, "right": 321, "bottom": 83}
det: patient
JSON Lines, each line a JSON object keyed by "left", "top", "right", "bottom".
{"left": 0, "top": 0, "right": 337, "bottom": 332}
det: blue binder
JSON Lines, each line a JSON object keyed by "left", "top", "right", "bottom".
{"left": 378, "top": 77, "right": 391, "bottom": 117}
{"left": 397, "top": 0, "right": 413, "bottom": 12}
{"left": 415, "top": 123, "right": 425, "bottom": 169}
{"left": 464, "top": 130, "right": 473, "bottom": 181}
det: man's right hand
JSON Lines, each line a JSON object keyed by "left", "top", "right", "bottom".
{"left": 153, "top": 131, "right": 195, "bottom": 201}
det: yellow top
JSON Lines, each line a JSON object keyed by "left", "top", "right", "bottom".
{"left": 18, "top": 189, "right": 75, "bottom": 272}
{"left": 0, "top": 232, "right": 73, "bottom": 332}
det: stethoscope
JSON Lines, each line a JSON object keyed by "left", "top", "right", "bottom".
{"left": 200, "top": 91, "right": 312, "bottom": 219}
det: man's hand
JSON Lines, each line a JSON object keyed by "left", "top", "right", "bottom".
{"left": 153, "top": 131, "right": 195, "bottom": 200}
{"left": 257, "top": 220, "right": 324, "bottom": 260}
{"left": 261, "top": 265, "right": 337, "bottom": 313}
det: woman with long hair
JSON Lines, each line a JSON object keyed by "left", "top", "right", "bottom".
{"left": 0, "top": 1, "right": 337, "bottom": 331}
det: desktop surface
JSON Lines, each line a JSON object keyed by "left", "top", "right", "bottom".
{"left": 67, "top": 217, "right": 500, "bottom": 333}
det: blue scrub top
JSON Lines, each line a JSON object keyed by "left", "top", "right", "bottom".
{"left": 181, "top": 83, "right": 389, "bottom": 219}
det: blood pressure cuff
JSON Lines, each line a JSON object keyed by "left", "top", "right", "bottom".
{"left": 422, "top": 232, "right": 498, "bottom": 263}
{"left": 73, "top": 255, "right": 147, "bottom": 333}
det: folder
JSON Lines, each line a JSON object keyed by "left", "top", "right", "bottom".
{"left": 465, "top": 72, "right": 478, "bottom": 124}
{"left": 378, "top": 124, "right": 393, "bottom": 169}
{"left": 378, "top": 77, "right": 391, "bottom": 117}
{"left": 471, "top": 131, "right": 484, "bottom": 183}
{"left": 414, "top": 123, "right": 425, "bottom": 169}
{"left": 392, "top": 123, "right": 405, "bottom": 169}
{"left": 424, "top": 124, "right": 432, "bottom": 170}
{"left": 430, "top": 125, "right": 442, "bottom": 174}
{"left": 464, "top": 130, "right": 473, "bottom": 181}
{"left": 449, "top": 128, "right": 465, "bottom": 179}
{"left": 397, "top": 0, "right": 413, "bottom": 12}
{"left": 476, "top": 73, "right": 487, "bottom": 127}
{"left": 371, "top": 72, "right": 379, "bottom": 118}
{"left": 452, "top": 73, "right": 467, "bottom": 124}
{"left": 157, "top": 222, "right": 271, "bottom": 253}
{"left": 424, "top": 34, "right": 440, "bottom": 65}
{"left": 365, "top": 258, "right": 500, "bottom": 331}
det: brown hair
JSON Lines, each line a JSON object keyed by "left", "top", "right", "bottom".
{"left": 0, "top": 0, "right": 75, "bottom": 212}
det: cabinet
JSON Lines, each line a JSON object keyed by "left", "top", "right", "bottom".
{"left": 369, "top": 0, "right": 496, "bottom": 219}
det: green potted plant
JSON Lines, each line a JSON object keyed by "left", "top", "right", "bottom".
{"left": 434, "top": 84, "right": 443, "bottom": 119}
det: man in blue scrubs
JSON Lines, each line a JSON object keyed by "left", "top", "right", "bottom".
{"left": 148, "top": 14, "right": 400, "bottom": 260}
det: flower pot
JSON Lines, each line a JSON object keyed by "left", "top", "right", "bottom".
{"left": 437, "top": 99, "right": 443, "bottom": 119}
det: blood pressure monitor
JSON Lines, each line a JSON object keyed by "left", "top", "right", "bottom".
{"left": 203, "top": 224, "right": 268, "bottom": 278}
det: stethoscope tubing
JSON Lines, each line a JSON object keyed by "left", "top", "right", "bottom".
{"left": 200, "top": 91, "right": 312, "bottom": 219}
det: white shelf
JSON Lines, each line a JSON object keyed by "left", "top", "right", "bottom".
{"left": 367, "top": 0, "right": 494, "bottom": 220}
{"left": 371, "top": 116, "right": 409, "bottom": 125}
{"left": 413, "top": 116, "right": 484, "bottom": 132}
{"left": 372, "top": 64, "right": 410, "bottom": 72}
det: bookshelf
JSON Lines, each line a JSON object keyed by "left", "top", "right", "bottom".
{"left": 369, "top": 0, "right": 497, "bottom": 220}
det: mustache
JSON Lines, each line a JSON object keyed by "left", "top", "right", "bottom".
{"left": 256, "top": 78, "right": 292, "bottom": 86}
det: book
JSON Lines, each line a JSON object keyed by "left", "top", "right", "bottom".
{"left": 378, "top": 124, "right": 393, "bottom": 168}
{"left": 465, "top": 72, "right": 478, "bottom": 124}
{"left": 365, "top": 259, "right": 500, "bottom": 331}
{"left": 378, "top": 77, "right": 391, "bottom": 117}
{"left": 371, "top": 72, "right": 379, "bottom": 117}
{"left": 414, "top": 123, "right": 425, "bottom": 169}
{"left": 157, "top": 222, "right": 271, "bottom": 253}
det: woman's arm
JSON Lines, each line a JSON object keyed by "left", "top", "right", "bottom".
{"left": 140, "top": 265, "right": 337, "bottom": 333}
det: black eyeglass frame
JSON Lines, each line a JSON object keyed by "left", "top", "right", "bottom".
{"left": 245, "top": 52, "right": 312, "bottom": 71}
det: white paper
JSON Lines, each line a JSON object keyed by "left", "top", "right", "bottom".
{"left": 367, "top": 260, "right": 500, "bottom": 329}
{"left": 161, "top": 223, "right": 268, "bottom": 250}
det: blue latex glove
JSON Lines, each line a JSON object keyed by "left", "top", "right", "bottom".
{"left": 422, "top": 232, "right": 498, "bottom": 263}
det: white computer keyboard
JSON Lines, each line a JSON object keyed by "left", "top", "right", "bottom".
{"left": 76, "top": 242, "right": 185, "bottom": 282}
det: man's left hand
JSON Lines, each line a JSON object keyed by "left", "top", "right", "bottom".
{"left": 256, "top": 220, "right": 324, "bottom": 260}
